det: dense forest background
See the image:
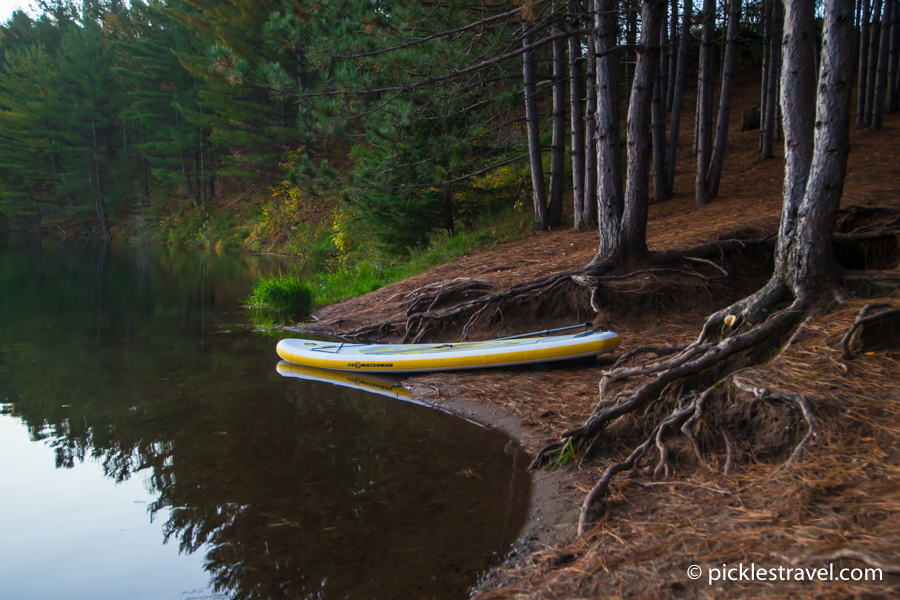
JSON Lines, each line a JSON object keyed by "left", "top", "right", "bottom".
{"left": 0, "top": 0, "right": 897, "bottom": 264}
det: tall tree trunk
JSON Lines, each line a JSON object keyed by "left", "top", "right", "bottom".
{"left": 759, "top": 0, "right": 773, "bottom": 152}
{"left": 692, "top": 86, "right": 701, "bottom": 155}
{"left": 652, "top": 23, "right": 668, "bottom": 204}
{"left": 90, "top": 100, "right": 110, "bottom": 240}
{"left": 586, "top": 35, "right": 599, "bottom": 226}
{"left": 666, "top": 0, "right": 692, "bottom": 195}
{"left": 594, "top": 0, "right": 624, "bottom": 259}
{"left": 569, "top": 1, "right": 588, "bottom": 230}
{"left": 778, "top": 0, "right": 817, "bottom": 240}
{"left": 619, "top": 0, "right": 665, "bottom": 262}
{"left": 872, "top": 0, "right": 894, "bottom": 127}
{"left": 549, "top": 5, "right": 566, "bottom": 228}
{"left": 626, "top": 1, "right": 639, "bottom": 98}
{"left": 706, "top": 0, "right": 742, "bottom": 201}
{"left": 523, "top": 26, "right": 548, "bottom": 230}
{"left": 695, "top": 0, "right": 717, "bottom": 208}
{"left": 763, "top": 0, "right": 783, "bottom": 158}
{"left": 667, "top": 0, "right": 679, "bottom": 111}
{"left": 890, "top": 0, "right": 900, "bottom": 112}
{"left": 777, "top": 0, "right": 855, "bottom": 298}
{"left": 858, "top": 0, "right": 872, "bottom": 124}
{"left": 760, "top": 0, "right": 772, "bottom": 152}
{"left": 864, "top": 0, "right": 883, "bottom": 124}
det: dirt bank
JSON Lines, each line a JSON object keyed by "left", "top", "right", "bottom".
{"left": 297, "top": 77, "right": 900, "bottom": 598}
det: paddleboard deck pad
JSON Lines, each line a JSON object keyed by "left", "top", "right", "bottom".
{"left": 276, "top": 330, "right": 620, "bottom": 373}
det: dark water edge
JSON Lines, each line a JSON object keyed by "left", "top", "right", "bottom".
{"left": 0, "top": 241, "right": 531, "bottom": 600}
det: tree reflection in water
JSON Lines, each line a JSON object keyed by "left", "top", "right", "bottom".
{"left": 0, "top": 242, "right": 530, "bottom": 600}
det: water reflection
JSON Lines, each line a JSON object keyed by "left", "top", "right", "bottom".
{"left": 0, "top": 242, "right": 530, "bottom": 600}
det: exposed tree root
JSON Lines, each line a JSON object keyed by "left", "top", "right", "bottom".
{"left": 525, "top": 287, "right": 821, "bottom": 536}
{"left": 840, "top": 303, "right": 900, "bottom": 359}
{"left": 731, "top": 378, "right": 819, "bottom": 469}
{"left": 388, "top": 277, "right": 494, "bottom": 317}
{"left": 339, "top": 236, "right": 775, "bottom": 342}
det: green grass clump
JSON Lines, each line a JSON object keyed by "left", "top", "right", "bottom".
{"left": 247, "top": 273, "right": 316, "bottom": 314}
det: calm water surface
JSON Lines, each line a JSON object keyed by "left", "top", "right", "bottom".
{"left": 0, "top": 242, "right": 531, "bottom": 600}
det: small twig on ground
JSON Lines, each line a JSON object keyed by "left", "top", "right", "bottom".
{"left": 611, "top": 345, "right": 689, "bottom": 369}
{"left": 635, "top": 481, "right": 731, "bottom": 495}
{"left": 777, "top": 549, "right": 900, "bottom": 574}
{"left": 720, "top": 428, "right": 734, "bottom": 476}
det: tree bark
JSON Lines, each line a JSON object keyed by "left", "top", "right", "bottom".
{"left": 549, "top": 5, "right": 566, "bottom": 228}
{"left": 652, "top": 21, "right": 669, "bottom": 204}
{"left": 763, "top": 0, "right": 783, "bottom": 158}
{"left": 889, "top": 0, "right": 900, "bottom": 112}
{"left": 706, "top": 0, "right": 742, "bottom": 201}
{"left": 569, "top": 1, "right": 588, "bottom": 230}
{"left": 667, "top": 0, "right": 679, "bottom": 111}
{"left": 779, "top": 0, "right": 855, "bottom": 298}
{"left": 619, "top": 0, "right": 665, "bottom": 262}
{"left": 523, "top": 26, "right": 548, "bottom": 230}
{"left": 626, "top": 1, "right": 639, "bottom": 98}
{"left": 760, "top": 0, "right": 772, "bottom": 152}
{"left": 864, "top": 0, "right": 883, "bottom": 125}
{"left": 666, "top": 0, "right": 692, "bottom": 195}
{"left": 872, "top": 0, "right": 894, "bottom": 127}
{"left": 695, "top": 0, "right": 717, "bottom": 208}
{"left": 776, "top": 0, "right": 817, "bottom": 270}
{"left": 858, "top": 0, "right": 872, "bottom": 124}
{"left": 585, "top": 35, "right": 599, "bottom": 225}
{"left": 595, "top": 0, "right": 624, "bottom": 258}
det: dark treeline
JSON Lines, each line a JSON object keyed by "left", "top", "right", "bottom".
{"left": 0, "top": 1, "right": 896, "bottom": 254}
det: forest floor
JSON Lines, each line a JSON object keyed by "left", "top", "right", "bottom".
{"left": 299, "top": 73, "right": 900, "bottom": 599}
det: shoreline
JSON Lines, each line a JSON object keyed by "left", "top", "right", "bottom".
{"left": 402, "top": 380, "right": 581, "bottom": 594}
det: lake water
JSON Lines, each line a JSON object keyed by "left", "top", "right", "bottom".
{"left": 0, "top": 242, "right": 531, "bottom": 600}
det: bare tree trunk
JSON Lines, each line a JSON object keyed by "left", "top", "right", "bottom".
{"left": 570, "top": 0, "right": 588, "bottom": 230}
{"left": 858, "top": 0, "right": 872, "bottom": 124}
{"left": 90, "top": 100, "right": 110, "bottom": 240}
{"left": 523, "top": 26, "right": 548, "bottom": 230}
{"left": 706, "top": 0, "right": 742, "bottom": 201}
{"left": 873, "top": 0, "right": 894, "bottom": 127}
{"left": 666, "top": 0, "right": 692, "bottom": 195}
{"left": 692, "top": 87, "right": 701, "bottom": 155}
{"left": 586, "top": 35, "right": 599, "bottom": 226}
{"left": 626, "top": 1, "right": 639, "bottom": 98}
{"left": 760, "top": 0, "right": 772, "bottom": 151}
{"left": 595, "top": 0, "right": 624, "bottom": 258}
{"left": 652, "top": 21, "right": 668, "bottom": 203}
{"left": 779, "top": 0, "right": 855, "bottom": 298}
{"left": 889, "top": 0, "right": 900, "bottom": 112}
{"left": 667, "top": 0, "right": 679, "bottom": 111}
{"left": 619, "top": 0, "right": 666, "bottom": 262}
{"left": 763, "top": 0, "right": 783, "bottom": 158}
{"left": 864, "top": 0, "right": 883, "bottom": 124}
{"left": 695, "top": 0, "right": 717, "bottom": 208}
{"left": 778, "top": 0, "right": 817, "bottom": 244}
{"left": 549, "top": 4, "right": 566, "bottom": 228}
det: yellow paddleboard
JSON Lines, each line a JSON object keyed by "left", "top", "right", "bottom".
{"left": 276, "top": 330, "right": 620, "bottom": 373}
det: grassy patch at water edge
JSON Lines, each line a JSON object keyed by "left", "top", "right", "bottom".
{"left": 247, "top": 273, "right": 316, "bottom": 314}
